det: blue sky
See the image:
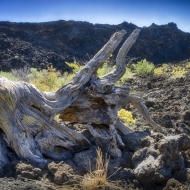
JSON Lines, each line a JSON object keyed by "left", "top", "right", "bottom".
{"left": 0, "top": 0, "right": 190, "bottom": 32}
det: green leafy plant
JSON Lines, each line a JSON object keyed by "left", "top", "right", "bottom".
{"left": 133, "top": 59, "right": 154, "bottom": 75}
{"left": 0, "top": 71, "right": 19, "bottom": 81}
{"left": 116, "top": 68, "right": 133, "bottom": 86}
{"left": 65, "top": 55, "right": 132, "bottom": 86}
{"left": 97, "top": 62, "right": 115, "bottom": 77}
{"left": 97, "top": 54, "right": 114, "bottom": 77}
{"left": 25, "top": 60, "right": 84, "bottom": 92}
{"left": 63, "top": 60, "right": 85, "bottom": 84}
{"left": 65, "top": 59, "right": 84, "bottom": 73}
{"left": 28, "top": 66, "right": 65, "bottom": 91}
{"left": 97, "top": 55, "right": 133, "bottom": 86}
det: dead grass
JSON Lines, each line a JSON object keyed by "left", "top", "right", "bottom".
{"left": 80, "top": 147, "right": 109, "bottom": 190}
{"left": 56, "top": 147, "right": 122, "bottom": 190}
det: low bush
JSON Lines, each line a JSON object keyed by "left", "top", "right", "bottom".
{"left": 154, "top": 63, "right": 171, "bottom": 75}
{"left": 65, "top": 59, "right": 84, "bottom": 73}
{"left": 171, "top": 65, "right": 187, "bottom": 78}
{"left": 133, "top": 59, "right": 154, "bottom": 75}
{"left": 97, "top": 54, "right": 114, "bottom": 77}
{"left": 154, "top": 67, "right": 164, "bottom": 75}
{"left": 116, "top": 68, "right": 133, "bottom": 86}
{"left": 0, "top": 71, "right": 19, "bottom": 81}
{"left": 97, "top": 55, "right": 133, "bottom": 86}
{"left": 185, "top": 62, "right": 190, "bottom": 69}
{"left": 97, "top": 62, "right": 114, "bottom": 77}
{"left": 28, "top": 66, "right": 65, "bottom": 91}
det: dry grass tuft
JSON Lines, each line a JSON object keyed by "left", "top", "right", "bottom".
{"left": 80, "top": 147, "right": 109, "bottom": 190}
{"left": 57, "top": 147, "right": 122, "bottom": 190}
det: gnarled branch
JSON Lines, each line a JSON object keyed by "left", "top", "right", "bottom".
{"left": 0, "top": 29, "right": 163, "bottom": 163}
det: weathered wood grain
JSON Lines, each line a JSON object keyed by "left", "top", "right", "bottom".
{"left": 0, "top": 29, "right": 163, "bottom": 163}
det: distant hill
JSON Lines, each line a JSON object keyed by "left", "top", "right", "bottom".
{"left": 0, "top": 20, "right": 190, "bottom": 72}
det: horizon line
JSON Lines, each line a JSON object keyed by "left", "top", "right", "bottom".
{"left": 0, "top": 19, "right": 189, "bottom": 33}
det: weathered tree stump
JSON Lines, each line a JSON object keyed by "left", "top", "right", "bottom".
{"left": 0, "top": 29, "right": 163, "bottom": 164}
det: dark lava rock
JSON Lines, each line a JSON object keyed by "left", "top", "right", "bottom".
{"left": 73, "top": 146, "right": 97, "bottom": 173}
{"left": 163, "top": 178, "right": 182, "bottom": 190}
{"left": 175, "top": 123, "right": 190, "bottom": 135}
{"left": 16, "top": 162, "right": 42, "bottom": 180}
{"left": 183, "top": 110, "right": 190, "bottom": 121}
{"left": 0, "top": 20, "right": 190, "bottom": 72}
{"left": 109, "top": 168, "right": 135, "bottom": 182}
{"left": 161, "top": 114, "right": 173, "bottom": 128}
{"left": 122, "top": 130, "right": 151, "bottom": 152}
{"left": 145, "top": 100, "right": 155, "bottom": 108}
{"left": 132, "top": 134, "right": 190, "bottom": 184}
{"left": 47, "top": 161, "right": 80, "bottom": 185}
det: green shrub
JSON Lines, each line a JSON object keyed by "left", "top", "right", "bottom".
{"left": 133, "top": 59, "right": 154, "bottom": 75}
{"left": 28, "top": 66, "right": 65, "bottom": 91}
{"left": 97, "top": 54, "right": 133, "bottom": 86}
{"left": 0, "top": 71, "right": 19, "bottom": 81}
{"left": 97, "top": 54, "right": 114, "bottom": 77}
{"left": 65, "top": 55, "right": 133, "bottom": 86}
{"left": 26, "top": 68, "right": 39, "bottom": 81}
{"left": 65, "top": 59, "right": 83, "bottom": 73}
{"left": 27, "top": 61, "right": 85, "bottom": 92}
{"left": 116, "top": 68, "right": 133, "bottom": 86}
{"left": 97, "top": 62, "right": 115, "bottom": 77}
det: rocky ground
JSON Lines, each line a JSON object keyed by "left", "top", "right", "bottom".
{"left": 1, "top": 61, "right": 190, "bottom": 190}
{"left": 1, "top": 20, "right": 190, "bottom": 72}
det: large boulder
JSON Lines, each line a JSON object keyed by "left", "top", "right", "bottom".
{"left": 132, "top": 133, "right": 190, "bottom": 184}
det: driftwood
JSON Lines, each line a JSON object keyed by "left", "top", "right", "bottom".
{"left": 0, "top": 29, "right": 163, "bottom": 164}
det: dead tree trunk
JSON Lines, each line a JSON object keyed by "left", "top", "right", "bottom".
{"left": 0, "top": 29, "right": 163, "bottom": 164}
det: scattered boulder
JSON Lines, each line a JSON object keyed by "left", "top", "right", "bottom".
{"left": 122, "top": 130, "right": 152, "bottom": 152}
{"left": 73, "top": 146, "right": 97, "bottom": 173}
{"left": 175, "top": 122, "right": 190, "bottom": 135}
{"left": 182, "top": 111, "right": 190, "bottom": 127}
{"left": 48, "top": 161, "right": 79, "bottom": 185}
{"left": 109, "top": 168, "right": 135, "bottom": 182}
{"left": 132, "top": 134, "right": 190, "bottom": 184}
{"left": 16, "top": 162, "right": 42, "bottom": 180}
{"left": 161, "top": 114, "right": 173, "bottom": 128}
{"left": 163, "top": 178, "right": 182, "bottom": 190}
{"left": 145, "top": 100, "right": 155, "bottom": 108}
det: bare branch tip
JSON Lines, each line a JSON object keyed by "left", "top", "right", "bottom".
{"left": 120, "top": 30, "right": 127, "bottom": 35}
{"left": 133, "top": 28, "right": 141, "bottom": 35}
